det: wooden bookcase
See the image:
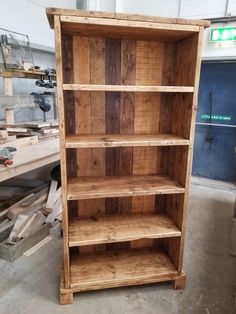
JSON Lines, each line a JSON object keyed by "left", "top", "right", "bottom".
{"left": 47, "top": 8, "right": 209, "bottom": 304}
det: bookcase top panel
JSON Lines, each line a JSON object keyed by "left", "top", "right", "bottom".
{"left": 47, "top": 8, "right": 210, "bottom": 41}
{"left": 47, "top": 8, "right": 210, "bottom": 29}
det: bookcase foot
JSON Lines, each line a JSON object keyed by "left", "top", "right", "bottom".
{"left": 172, "top": 273, "right": 186, "bottom": 290}
{"left": 60, "top": 291, "right": 73, "bottom": 305}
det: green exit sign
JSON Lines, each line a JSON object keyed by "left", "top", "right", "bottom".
{"left": 210, "top": 27, "right": 236, "bottom": 42}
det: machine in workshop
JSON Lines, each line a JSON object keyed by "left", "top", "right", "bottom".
{"left": 0, "top": 147, "right": 16, "bottom": 166}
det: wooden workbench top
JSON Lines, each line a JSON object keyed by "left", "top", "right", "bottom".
{"left": 0, "top": 138, "right": 60, "bottom": 182}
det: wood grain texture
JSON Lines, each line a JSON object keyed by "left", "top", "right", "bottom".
{"left": 174, "top": 33, "right": 199, "bottom": 86}
{"left": 118, "top": 39, "right": 136, "bottom": 222}
{"left": 73, "top": 36, "right": 91, "bottom": 178}
{"left": 63, "top": 27, "right": 77, "bottom": 200}
{"left": 89, "top": 38, "right": 106, "bottom": 235}
{"left": 68, "top": 213, "right": 181, "bottom": 247}
{"left": 67, "top": 175, "right": 185, "bottom": 200}
{"left": 69, "top": 249, "right": 178, "bottom": 291}
{"left": 176, "top": 29, "right": 205, "bottom": 273}
{"left": 73, "top": 36, "right": 90, "bottom": 207}
{"left": 60, "top": 26, "right": 198, "bottom": 42}
{"left": 54, "top": 15, "right": 70, "bottom": 288}
{"left": 58, "top": 15, "right": 200, "bottom": 43}
{"left": 60, "top": 15, "right": 200, "bottom": 32}
{"left": 72, "top": 36, "right": 93, "bottom": 253}
{"left": 65, "top": 134, "right": 189, "bottom": 148}
{"left": 172, "top": 273, "right": 186, "bottom": 290}
{"left": 63, "top": 84, "right": 194, "bottom": 92}
{"left": 132, "top": 41, "right": 164, "bottom": 248}
{"left": 105, "top": 38, "right": 121, "bottom": 225}
{"left": 47, "top": 7, "right": 210, "bottom": 29}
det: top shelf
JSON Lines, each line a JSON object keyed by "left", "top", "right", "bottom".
{"left": 63, "top": 84, "right": 194, "bottom": 93}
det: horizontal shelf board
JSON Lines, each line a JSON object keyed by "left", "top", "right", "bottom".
{"left": 63, "top": 84, "right": 194, "bottom": 93}
{"left": 65, "top": 134, "right": 189, "bottom": 148}
{"left": 70, "top": 249, "right": 178, "bottom": 291}
{"left": 67, "top": 175, "right": 185, "bottom": 200}
{"left": 69, "top": 213, "right": 181, "bottom": 247}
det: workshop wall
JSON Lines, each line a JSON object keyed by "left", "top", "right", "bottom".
{"left": 0, "top": 50, "right": 56, "bottom": 123}
{"left": 0, "top": 0, "right": 76, "bottom": 48}
{"left": 0, "top": 0, "right": 76, "bottom": 123}
{"left": 87, "top": 0, "right": 236, "bottom": 61}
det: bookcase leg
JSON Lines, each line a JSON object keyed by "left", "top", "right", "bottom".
{"left": 60, "top": 291, "right": 73, "bottom": 305}
{"left": 172, "top": 274, "right": 186, "bottom": 290}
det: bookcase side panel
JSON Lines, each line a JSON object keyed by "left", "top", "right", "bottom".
{"left": 54, "top": 16, "right": 70, "bottom": 288}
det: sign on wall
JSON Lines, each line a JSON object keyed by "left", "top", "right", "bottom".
{"left": 210, "top": 27, "right": 236, "bottom": 42}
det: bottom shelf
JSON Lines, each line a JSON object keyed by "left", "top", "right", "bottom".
{"left": 68, "top": 249, "right": 178, "bottom": 292}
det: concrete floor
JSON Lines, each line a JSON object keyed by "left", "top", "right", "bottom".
{"left": 0, "top": 177, "right": 235, "bottom": 314}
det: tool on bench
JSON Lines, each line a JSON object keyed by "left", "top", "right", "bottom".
{"left": 35, "top": 68, "right": 56, "bottom": 88}
{"left": 0, "top": 147, "right": 16, "bottom": 166}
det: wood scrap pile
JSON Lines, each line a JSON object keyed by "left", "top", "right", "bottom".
{"left": 0, "top": 120, "right": 59, "bottom": 144}
{"left": 0, "top": 180, "right": 62, "bottom": 260}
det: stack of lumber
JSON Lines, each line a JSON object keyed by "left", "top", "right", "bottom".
{"left": 0, "top": 134, "right": 39, "bottom": 150}
{"left": 18, "top": 121, "right": 59, "bottom": 141}
{"left": 0, "top": 180, "right": 62, "bottom": 261}
{"left": 0, "top": 120, "right": 59, "bottom": 144}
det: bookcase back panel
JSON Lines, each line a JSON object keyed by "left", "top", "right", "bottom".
{"left": 71, "top": 193, "right": 184, "bottom": 256}
{"left": 66, "top": 146, "right": 188, "bottom": 184}
{"left": 62, "top": 34, "right": 198, "bottom": 86}
{"left": 60, "top": 32, "right": 200, "bottom": 258}
{"left": 63, "top": 91, "right": 193, "bottom": 141}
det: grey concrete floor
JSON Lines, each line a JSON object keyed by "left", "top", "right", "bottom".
{"left": 0, "top": 177, "right": 235, "bottom": 314}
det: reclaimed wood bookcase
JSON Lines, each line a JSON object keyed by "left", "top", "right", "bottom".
{"left": 47, "top": 8, "right": 209, "bottom": 304}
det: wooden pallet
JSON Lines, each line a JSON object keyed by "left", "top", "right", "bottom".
{"left": 47, "top": 7, "right": 209, "bottom": 304}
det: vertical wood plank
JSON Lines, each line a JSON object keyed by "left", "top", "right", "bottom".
{"left": 105, "top": 38, "right": 121, "bottom": 250}
{"left": 105, "top": 38, "right": 121, "bottom": 222}
{"left": 73, "top": 36, "right": 91, "bottom": 179}
{"left": 54, "top": 15, "right": 70, "bottom": 288}
{"left": 73, "top": 36, "right": 92, "bottom": 253}
{"left": 4, "top": 78, "right": 14, "bottom": 124}
{"left": 89, "top": 37, "right": 106, "bottom": 252}
{"left": 159, "top": 43, "right": 176, "bottom": 135}
{"left": 117, "top": 39, "right": 136, "bottom": 249}
{"left": 135, "top": 41, "right": 164, "bottom": 85}
{"left": 132, "top": 41, "right": 164, "bottom": 249}
{"left": 174, "top": 33, "right": 200, "bottom": 86}
{"left": 62, "top": 35, "right": 78, "bottom": 218}
{"left": 90, "top": 37, "right": 105, "bottom": 179}
{"left": 119, "top": 39, "right": 136, "bottom": 216}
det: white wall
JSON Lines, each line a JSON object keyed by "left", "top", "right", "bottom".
{"left": 114, "top": 0, "right": 236, "bottom": 18}
{"left": 203, "top": 22, "right": 236, "bottom": 60}
{"left": 0, "top": 0, "right": 76, "bottom": 48}
{"left": 115, "top": 0, "right": 180, "bottom": 17}
{"left": 87, "top": 0, "right": 236, "bottom": 60}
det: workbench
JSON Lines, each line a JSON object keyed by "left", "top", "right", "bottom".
{"left": 0, "top": 138, "right": 60, "bottom": 182}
